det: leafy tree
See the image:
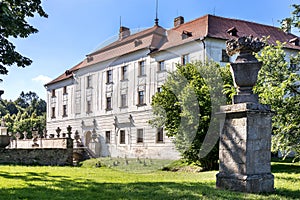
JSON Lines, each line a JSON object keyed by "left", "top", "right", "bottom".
{"left": 0, "top": 91, "right": 46, "bottom": 136}
{"left": 0, "top": 0, "right": 47, "bottom": 77}
{"left": 280, "top": 4, "right": 300, "bottom": 32}
{"left": 255, "top": 41, "right": 300, "bottom": 161}
{"left": 150, "top": 61, "right": 228, "bottom": 170}
{"left": 6, "top": 100, "right": 18, "bottom": 115}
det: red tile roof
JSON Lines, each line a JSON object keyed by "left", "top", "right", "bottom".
{"left": 46, "top": 14, "right": 300, "bottom": 86}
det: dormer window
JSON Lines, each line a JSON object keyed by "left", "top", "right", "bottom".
{"left": 134, "top": 39, "right": 142, "bottom": 47}
{"left": 182, "top": 30, "right": 192, "bottom": 39}
{"left": 227, "top": 27, "right": 238, "bottom": 36}
{"left": 289, "top": 37, "right": 299, "bottom": 46}
{"left": 87, "top": 56, "right": 93, "bottom": 63}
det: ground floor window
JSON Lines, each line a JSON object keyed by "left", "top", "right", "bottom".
{"left": 105, "top": 131, "right": 111, "bottom": 143}
{"left": 157, "top": 127, "right": 164, "bottom": 143}
{"left": 137, "top": 129, "right": 144, "bottom": 143}
{"left": 120, "top": 130, "right": 125, "bottom": 144}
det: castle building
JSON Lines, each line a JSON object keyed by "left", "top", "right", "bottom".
{"left": 45, "top": 14, "right": 300, "bottom": 159}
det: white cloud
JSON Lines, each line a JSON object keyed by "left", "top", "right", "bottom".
{"left": 32, "top": 75, "right": 52, "bottom": 84}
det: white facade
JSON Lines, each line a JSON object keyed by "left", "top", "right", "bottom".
{"left": 45, "top": 14, "right": 300, "bottom": 159}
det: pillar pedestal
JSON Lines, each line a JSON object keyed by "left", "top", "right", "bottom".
{"left": 216, "top": 103, "right": 274, "bottom": 193}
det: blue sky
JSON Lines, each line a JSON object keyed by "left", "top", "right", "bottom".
{"left": 1, "top": 0, "right": 299, "bottom": 100}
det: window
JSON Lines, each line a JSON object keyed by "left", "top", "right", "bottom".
{"left": 157, "top": 127, "right": 164, "bottom": 143}
{"left": 87, "top": 75, "right": 92, "bottom": 88}
{"left": 120, "top": 130, "right": 125, "bottom": 144}
{"left": 182, "top": 54, "right": 189, "bottom": 65}
{"left": 158, "top": 60, "right": 165, "bottom": 71}
{"left": 157, "top": 87, "right": 162, "bottom": 93}
{"left": 106, "top": 97, "right": 112, "bottom": 110}
{"left": 138, "top": 91, "right": 145, "bottom": 105}
{"left": 51, "top": 89, "right": 56, "bottom": 97}
{"left": 105, "top": 131, "right": 111, "bottom": 144}
{"left": 87, "top": 100, "right": 92, "bottom": 113}
{"left": 221, "top": 49, "right": 230, "bottom": 62}
{"left": 137, "top": 129, "right": 144, "bottom": 143}
{"left": 139, "top": 61, "right": 145, "bottom": 76}
{"left": 121, "top": 66, "right": 128, "bottom": 80}
{"left": 63, "top": 86, "right": 67, "bottom": 95}
{"left": 181, "top": 30, "right": 192, "bottom": 39}
{"left": 63, "top": 105, "right": 67, "bottom": 117}
{"left": 51, "top": 107, "right": 56, "bottom": 118}
{"left": 120, "top": 94, "right": 127, "bottom": 107}
{"left": 107, "top": 70, "right": 113, "bottom": 84}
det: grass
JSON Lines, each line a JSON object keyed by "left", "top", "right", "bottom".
{"left": 0, "top": 159, "right": 299, "bottom": 200}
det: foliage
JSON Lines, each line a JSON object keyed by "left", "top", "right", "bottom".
{"left": 280, "top": 4, "right": 300, "bottom": 32}
{"left": 0, "top": 161, "right": 300, "bottom": 199}
{"left": 0, "top": 91, "right": 46, "bottom": 137}
{"left": 150, "top": 61, "right": 228, "bottom": 171}
{"left": 254, "top": 41, "right": 300, "bottom": 161}
{"left": 0, "top": 0, "right": 47, "bottom": 78}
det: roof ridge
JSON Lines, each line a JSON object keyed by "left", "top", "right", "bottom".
{"left": 171, "top": 14, "right": 209, "bottom": 31}
{"left": 89, "top": 25, "right": 166, "bottom": 56}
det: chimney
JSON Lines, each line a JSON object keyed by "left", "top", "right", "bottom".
{"left": 119, "top": 26, "right": 130, "bottom": 40}
{"left": 174, "top": 16, "right": 184, "bottom": 27}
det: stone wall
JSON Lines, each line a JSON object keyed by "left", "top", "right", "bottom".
{"left": 0, "top": 139, "right": 73, "bottom": 166}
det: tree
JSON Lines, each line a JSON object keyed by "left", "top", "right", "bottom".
{"left": 150, "top": 61, "right": 228, "bottom": 170}
{"left": 280, "top": 4, "right": 300, "bottom": 32}
{"left": 254, "top": 41, "right": 300, "bottom": 161}
{"left": 0, "top": 0, "right": 47, "bottom": 77}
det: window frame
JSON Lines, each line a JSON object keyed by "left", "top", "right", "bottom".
{"left": 51, "top": 107, "right": 56, "bottom": 118}
{"left": 121, "top": 65, "right": 128, "bottom": 81}
{"left": 157, "top": 127, "right": 164, "bottom": 143}
{"left": 139, "top": 61, "right": 145, "bottom": 76}
{"left": 158, "top": 60, "right": 165, "bottom": 72}
{"left": 182, "top": 54, "right": 189, "bottom": 65}
{"left": 86, "top": 100, "right": 92, "bottom": 113}
{"left": 63, "top": 86, "right": 67, "bottom": 95}
{"left": 120, "top": 130, "right": 125, "bottom": 144}
{"left": 120, "top": 94, "right": 127, "bottom": 108}
{"left": 221, "top": 49, "right": 230, "bottom": 62}
{"left": 51, "top": 89, "right": 56, "bottom": 97}
{"left": 137, "top": 129, "right": 144, "bottom": 143}
{"left": 106, "top": 70, "right": 113, "bottom": 84}
{"left": 105, "top": 131, "right": 111, "bottom": 144}
{"left": 87, "top": 75, "right": 92, "bottom": 88}
{"left": 106, "top": 97, "right": 112, "bottom": 110}
{"left": 62, "top": 104, "right": 67, "bottom": 117}
{"left": 137, "top": 91, "right": 145, "bottom": 106}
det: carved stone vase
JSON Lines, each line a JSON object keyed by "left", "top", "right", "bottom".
{"left": 230, "top": 50, "right": 262, "bottom": 104}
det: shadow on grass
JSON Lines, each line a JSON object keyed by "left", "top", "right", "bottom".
{"left": 0, "top": 170, "right": 299, "bottom": 200}
{"left": 272, "top": 163, "right": 300, "bottom": 174}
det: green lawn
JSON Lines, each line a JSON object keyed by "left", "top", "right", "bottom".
{"left": 0, "top": 160, "right": 299, "bottom": 200}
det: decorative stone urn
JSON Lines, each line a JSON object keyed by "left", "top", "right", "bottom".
{"left": 226, "top": 36, "right": 265, "bottom": 104}
{"left": 216, "top": 36, "right": 274, "bottom": 193}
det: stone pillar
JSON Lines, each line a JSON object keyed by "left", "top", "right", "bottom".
{"left": 216, "top": 36, "right": 274, "bottom": 193}
{"left": 216, "top": 103, "right": 274, "bottom": 193}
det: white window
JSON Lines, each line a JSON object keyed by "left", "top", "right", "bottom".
{"left": 182, "top": 54, "right": 189, "bottom": 65}
{"left": 120, "top": 94, "right": 127, "bottom": 107}
{"left": 138, "top": 91, "right": 145, "bottom": 105}
{"left": 107, "top": 70, "right": 113, "bottom": 84}
{"left": 139, "top": 61, "right": 145, "bottom": 76}
{"left": 158, "top": 61, "right": 165, "bottom": 71}
{"left": 121, "top": 66, "right": 128, "bottom": 80}
{"left": 137, "top": 129, "right": 144, "bottom": 143}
